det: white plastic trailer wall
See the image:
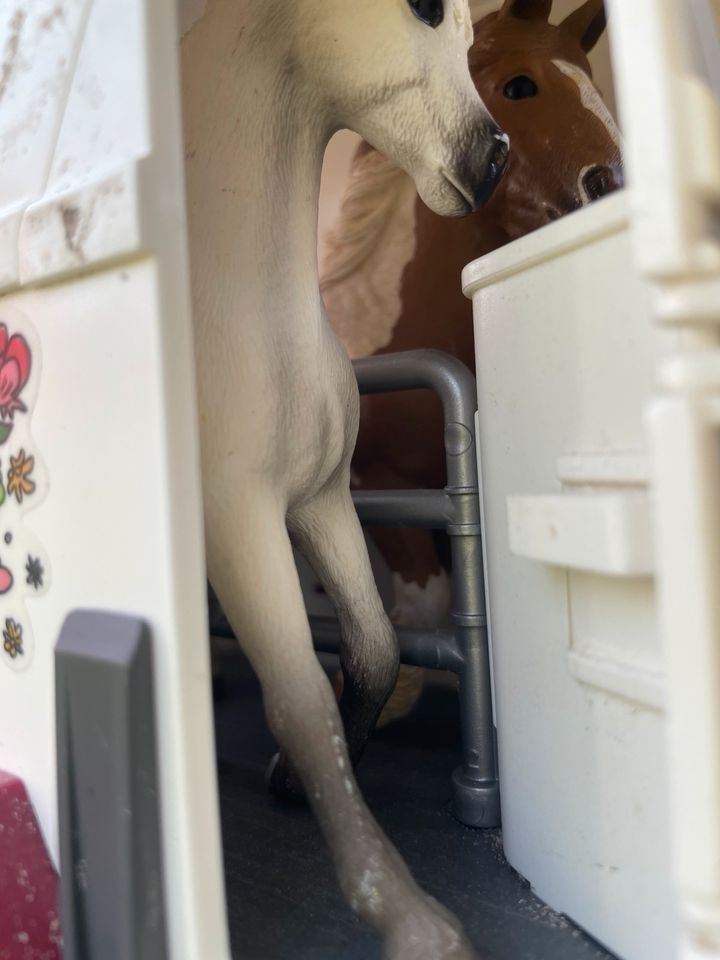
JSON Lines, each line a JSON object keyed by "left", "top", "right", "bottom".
{"left": 2, "top": 1, "right": 720, "bottom": 960}
{"left": 0, "top": 2, "right": 229, "bottom": 957}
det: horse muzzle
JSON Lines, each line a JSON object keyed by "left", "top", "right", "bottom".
{"left": 476, "top": 129, "right": 510, "bottom": 208}
{"left": 445, "top": 124, "right": 509, "bottom": 213}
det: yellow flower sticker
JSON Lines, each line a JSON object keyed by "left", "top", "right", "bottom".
{"left": 7, "top": 449, "right": 35, "bottom": 503}
{"left": 2, "top": 618, "right": 23, "bottom": 659}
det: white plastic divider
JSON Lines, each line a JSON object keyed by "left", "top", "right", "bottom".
{"left": 609, "top": 1, "right": 720, "bottom": 955}
{"left": 464, "top": 188, "right": 675, "bottom": 959}
{"left": 607, "top": 0, "right": 720, "bottom": 280}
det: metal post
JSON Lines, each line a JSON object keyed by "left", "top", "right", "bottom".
{"left": 350, "top": 349, "right": 500, "bottom": 827}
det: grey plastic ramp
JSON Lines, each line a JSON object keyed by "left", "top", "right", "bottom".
{"left": 55, "top": 610, "right": 168, "bottom": 960}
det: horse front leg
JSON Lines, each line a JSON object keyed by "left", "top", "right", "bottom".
{"left": 286, "top": 483, "right": 400, "bottom": 769}
{"left": 209, "top": 497, "right": 477, "bottom": 960}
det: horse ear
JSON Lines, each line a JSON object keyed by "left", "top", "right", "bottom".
{"left": 497, "top": 0, "right": 552, "bottom": 22}
{"left": 560, "top": 0, "right": 607, "bottom": 52}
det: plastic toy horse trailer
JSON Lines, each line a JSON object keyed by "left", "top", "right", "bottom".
{"left": 1, "top": 1, "right": 720, "bottom": 959}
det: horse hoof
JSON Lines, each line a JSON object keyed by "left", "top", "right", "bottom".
{"left": 377, "top": 664, "right": 425, "bottom": 728}
{"left": 266, "top": 752, "right": 306, "bottom": 805}
{"left": 384, "top": 899, "right": 477, "bottom": 960}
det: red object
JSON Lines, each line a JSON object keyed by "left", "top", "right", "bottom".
{"left": 0, "top": 771, "right": 62, "bottom": 959}
{"left": 0, "top": 325, "right": 31, "bottom": 420}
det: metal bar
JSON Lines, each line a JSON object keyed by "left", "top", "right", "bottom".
{"left": 352, "top": 350, "right": 499, "bottom": 828}
{"left": 309, "top": 616, "right": 464, "bottom": 674}
{"left": 353, "top": 349, "right": 479, "bottom": 492}
{"left": 354, "top": 489, "right": 453, "bottom": 529}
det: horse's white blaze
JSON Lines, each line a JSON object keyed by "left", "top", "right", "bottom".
{"left": 390, "top": 570, "right": 452, "bottom": 628}
{"left": 552, "top": 59, "right": 622, "bottom": 155}
{"left": 453, "top": 0, "right": 474, "bottom": 45}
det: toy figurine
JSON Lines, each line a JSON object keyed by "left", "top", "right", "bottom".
{"left": 181, "top": 1, "right": 507, "bottom": 956}
{"left": 322, "top": 0, "right": 622, "bottom": 724}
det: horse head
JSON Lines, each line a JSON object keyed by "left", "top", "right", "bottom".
{"left": 469, "top": 0, "right": 622, "bottom": 238}
{"left": 295, "top": 0, "right": 508, "bottom": 217}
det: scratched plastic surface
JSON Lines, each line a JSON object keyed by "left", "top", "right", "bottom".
{"left": 0, "top": 770, "right": 61, "bottom": 959}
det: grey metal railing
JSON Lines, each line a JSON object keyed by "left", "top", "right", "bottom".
{"left": 211, "top": 349, "right": 500, "bottom": 827}
{"left": 311, "top": 349, "right": 499, "bottom": 828}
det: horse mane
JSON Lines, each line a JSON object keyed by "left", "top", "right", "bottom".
{"left": 319, "top": 14, "right": 497, "bottom": 359}
{"left": 321, "top": 142, "right": 411, "bottom": 291}
{"left": 320, "top": 142, "right": 418, "bottom": 359}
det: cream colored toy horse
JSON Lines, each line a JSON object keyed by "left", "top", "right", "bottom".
{"left": 181, "top": 2, "right": 507, "bottom": 956}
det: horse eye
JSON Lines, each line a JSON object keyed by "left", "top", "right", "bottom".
{"left": 503, "top": 75, "right": 538, "bottom": 100}
{"left": 407, "top": 0, "right": 444, "bottom": 29}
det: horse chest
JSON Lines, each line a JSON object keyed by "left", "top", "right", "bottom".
{"left": 204, "top": 328, "right": 358, "bottom": 497}
{"left": 280, "top": 353, "right": 359, "bottom": 497}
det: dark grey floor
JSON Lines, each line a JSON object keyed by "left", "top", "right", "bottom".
{"left": 214, "top": 651, "right": 616, "bottom": 960}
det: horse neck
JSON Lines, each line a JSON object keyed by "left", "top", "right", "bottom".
{"left": 182, "top": 2, "right": 331, "bottom": 339}
{"left": 446, "top": 205, "right": 510, "bottom": 261}
{"left": 412, "top": 197, "right": 510, "bottom": 280}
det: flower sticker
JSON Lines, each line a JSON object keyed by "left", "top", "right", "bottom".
{"left": 7, "top": 449, "right": 35, "bottom": 503}
{"left": 3, "top": 618, "right": 23, "bottom": 660}
{"left": 25, "top": 555, "right": 43, "bottom": 591}
{"left": 0, "top": 559, "right": 12, "bottom": 594}
{"left": 0, "top": 309, "right": 48, "bottom": 676}
{"left": 0, "top": 325, "right": 31, "bottom": 444}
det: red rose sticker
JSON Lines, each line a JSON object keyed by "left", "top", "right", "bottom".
{"left": 0, "top": 325, "right": 31, "bottom": 443}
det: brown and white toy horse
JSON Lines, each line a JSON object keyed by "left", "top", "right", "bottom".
{"left": 321, "top": 0, "right": 623, "bottom": 723}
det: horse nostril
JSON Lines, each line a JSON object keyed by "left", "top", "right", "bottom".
{"left": 581, "top": 165, "right": 615, "bottom": 202}
{"left": 460, "top": 125, "right": 510, "bottom": 211}
{"left": 487, "top": 131, "right": 510, "bottom": 185}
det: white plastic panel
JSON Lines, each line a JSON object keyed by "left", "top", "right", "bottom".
{"left": 15, "top": 0, "right": 153, "bottom": 284}
{"left": 43, "top": 0, "right": 150, "bottom": 195}
{"left": 0, "top": 1, "right": 90, "bottom": 290}
{"left": 464, "top": 196, "right": 677, "bottom": 959}
{"left": 508, "top": 491, "right": 653, "bottom": 576}
{"left": 607, "top": 0, "right": 720, "bottom": 278}
{"left": 607, "top": 2, "right": 720, "bottom": 955}
{"left": 567, "top": 570, "right": 664, "bottom": 711}
{"left": 0, "top": 1, "right": 230, "bottom": 957}
{"left": 649, "top": 395, "right": 720, "bottom": 953}
{"left": 19, "top": 165, "right": 142, "bottom": 284}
